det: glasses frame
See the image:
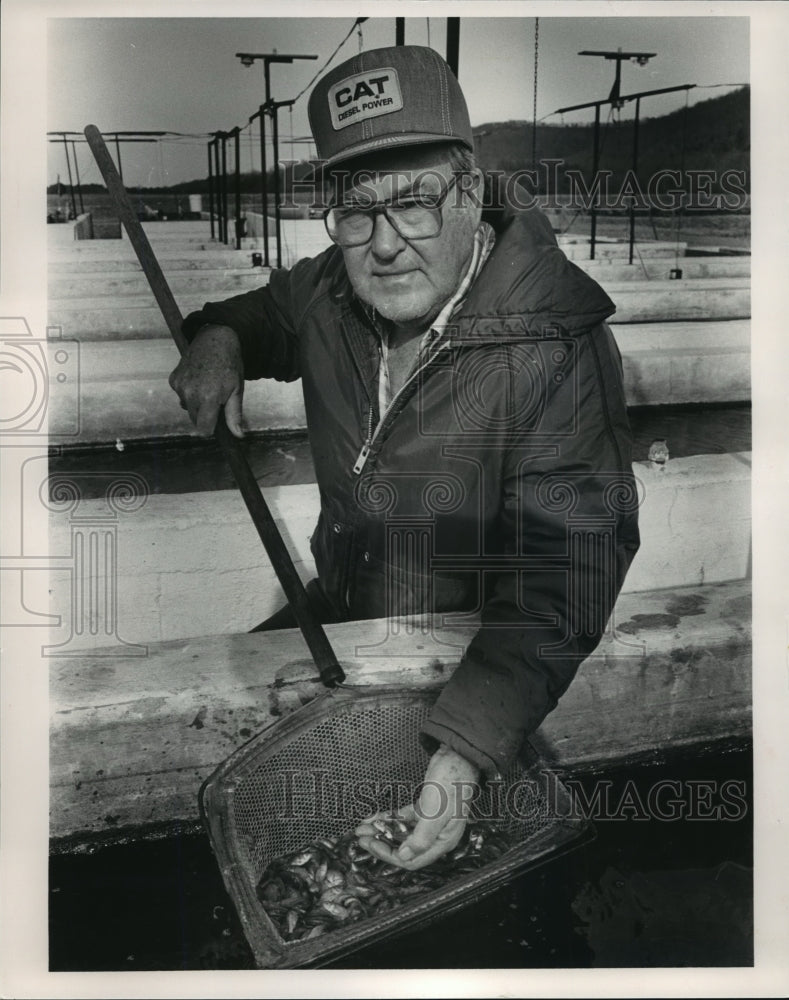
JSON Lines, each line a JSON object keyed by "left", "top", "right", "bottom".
{"left": 323, "top": 171, "right": 469, "bottom": 249}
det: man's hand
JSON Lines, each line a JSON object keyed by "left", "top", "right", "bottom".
{"left": 168, "top": 324, "right": 245, "bottom": 438}
{"left": 355, "top": 745, "right": 481, "bottom": 870}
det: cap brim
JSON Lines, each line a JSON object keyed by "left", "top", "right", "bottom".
{"left": 314, "top": 133, "right": 471, "bottom": 180}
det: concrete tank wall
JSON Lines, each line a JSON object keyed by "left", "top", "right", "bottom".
{"left": 45, "top": 452, "right": 751, "bottom": 647}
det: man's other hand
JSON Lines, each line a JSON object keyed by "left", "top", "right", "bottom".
{"left": 168, "top": 324, "right": 245, "bottom": 438}
{"left": 355, "top": 745, "right": 480, "bottom": 870}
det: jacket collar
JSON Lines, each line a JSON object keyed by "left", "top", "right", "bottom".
{"left": 330, "top": 202, "right": 617, "bottom": 347}
{"left": 452, "top": 203, "right": 617, "bottom": 341}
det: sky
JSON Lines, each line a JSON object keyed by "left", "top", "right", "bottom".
{"left": 47, "top": 12, "right": 749, "bottom": 188}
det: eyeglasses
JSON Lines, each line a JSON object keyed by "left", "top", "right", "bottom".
{"left": 324, "top": 172, "right": 467, "bottom": 248}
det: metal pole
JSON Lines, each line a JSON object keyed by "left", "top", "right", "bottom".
{"left": 590, "top": 104, "right": 600, "bottom": 261}
{"left": 629, "top": 97, "right": 640, "bottom": 266}
{"left": 271, "top": 104, "right": 283, "bottom": 268}
{"left": 446, "top": 18, "right": 460, "bottom": 76}
{"left": 396, "top": 17, "right": 405, "bottom": 45}
{"left": 220, "top": 132, "right": 228, "bottom": 244}
{"left": 207, "top": 140, "right": 215, "bottom": 239}
{"left": 70, "top": 140, "right": 85, "bottom": 215}
{"left": 233, "top": 127, "right": 242, "bottom": 250}
{"left": 212, "top": 139, "right": 222, "bottom": 242}
{"left": 216, "top": 136, "right": 223, "bottom": 242}
{"left": 114, "top": 135, "right": 124, "bottom": 184}
{"left": 259, "top": 104, "right": 270, "bottom": 266}
{"left": 61, "top": 135, "right": 78, "bottom": 220}
{"left": 264, "top": 61, "right": 273, "bottom": 265}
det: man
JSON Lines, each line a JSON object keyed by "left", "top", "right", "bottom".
{"left": 170, "top": 45, "right": 639, "bottom": 870}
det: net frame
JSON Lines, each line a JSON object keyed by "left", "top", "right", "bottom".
{"left": 199, "top": 684, "right": 592, "bottom": 969}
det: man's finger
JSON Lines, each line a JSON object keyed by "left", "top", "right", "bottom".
{"left": 356, "top": 836, "right": 397, "bottom": 864}
{"left": 223, "top": 385, "right": 244, "bottom": 439}
{"left": 195, "top": 400, "right": 221, "bottom": 437}
{"left": 395, "top": 838, "right": 458, "bottom": 870}
{"left": 397, "top": 815, "right": 466, "bottom": 863}
{"left": 396, "top": 823, "right": 438, "bottom": 862}
{"left": 353, "top": 822, "right": 378, "bottom": 838}
{"left": 354, "top": 810, "right": 388, "bottom": 836}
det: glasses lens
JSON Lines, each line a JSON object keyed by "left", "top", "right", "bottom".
{"left": 388, "top": 203, "right": 441, "bottom": 239}
{"left": 326, "top": 207, "right": 373, "bottom": 247}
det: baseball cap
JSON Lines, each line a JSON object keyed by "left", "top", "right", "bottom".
{"left": 308, "top": 45, "right": 474, "bottom": 171}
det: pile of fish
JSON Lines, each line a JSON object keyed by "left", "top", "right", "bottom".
{"left": 256, "top": 816, "right": 514, "bottom": 943}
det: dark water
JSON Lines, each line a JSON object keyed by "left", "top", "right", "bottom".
{"left": 49, "top": 403, "right": 751, "bottom": 498}
{"left": 49, "top": 739, "right": 752, "bottom": 971}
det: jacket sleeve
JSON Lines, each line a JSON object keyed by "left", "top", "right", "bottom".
{"left": 420, "top": 323, "right": 640, "bottom": 778}
{"left": 180, "top": 247, "right": 340, "bottom": 382}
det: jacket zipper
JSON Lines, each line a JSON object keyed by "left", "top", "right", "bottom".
{"left": 352, "top": 341, "right": 452, "bottom": 476}
{"left": 352, "top": 405, "right": 375, "bottom": 474}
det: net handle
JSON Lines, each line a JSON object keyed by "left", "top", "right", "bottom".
{"left": 83, "top": 124, "right": 345, "bottom": 688}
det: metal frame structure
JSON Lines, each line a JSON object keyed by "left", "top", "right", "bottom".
{"left": 555, "top": 83, "right": 696, "bottom": 262}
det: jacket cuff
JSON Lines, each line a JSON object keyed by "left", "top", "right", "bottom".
{"left": 181, "top": 308, "right": 212, "bottom": 343}
{"left": 419, "top": 719, "right": 503, "bottom": 781}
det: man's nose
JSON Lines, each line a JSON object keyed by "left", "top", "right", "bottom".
{"left": 370, "top": 211, "right": 406, "bottom": 260}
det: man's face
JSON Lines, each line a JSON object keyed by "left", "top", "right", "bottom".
{"left": 333, "top": 147, "right": 482, "bottom": 332}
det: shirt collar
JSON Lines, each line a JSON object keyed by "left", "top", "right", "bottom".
{"left": 427, "top": 221, "right": 496, "bottom": 344}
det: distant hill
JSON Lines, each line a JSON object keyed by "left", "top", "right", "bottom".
{"left": 474, "top": 87, "right": 749, "bottom": 190}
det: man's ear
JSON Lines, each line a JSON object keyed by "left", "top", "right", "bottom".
{"left": 465, "top": 168, "right": 485, "bottom": 226}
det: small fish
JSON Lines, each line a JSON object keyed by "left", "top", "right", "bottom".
{"left": 258, "top": 817, "right": 519, "bottom": 940}
{"left": 469, "top": 829, "right": 484, "bottom": 851}
{"left": 346, "top": 882, "right": 374, "bottom": 898}
{"left": 342, "top": 896, "right": 368, "bottom": 917}
{"left": 321, "top": 901, "right": 349, "bottom": 921}
{"left": 319, "top": 886, "right": 346, "bottom": 905}
{"left": 324, "top": 867, "right": 344, "bottom": 888}
{"left": 371, "top": 819, "right": 395, "bottom": 841}
{"left": 288, "top": 866, "right": 312, "bottom": 887}
{"left": 258, "top": 880, "right": 282, "bottom": 903}
{"left": 397, "top": 884, "right": 426, "bottom": 898}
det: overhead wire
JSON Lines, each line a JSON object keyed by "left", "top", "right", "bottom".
{"left": 290, "top": 18, "right": 367, "bottom": 106}
{"left": 531, "top": 17, "right": 539, "bottom": 173}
